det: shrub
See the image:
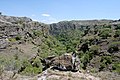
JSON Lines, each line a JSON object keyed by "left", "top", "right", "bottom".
{"left": 115, "top": 25, "right": 120, "bottom": 30}
{"left": 21, "top": 66, "right": 42, "bottom": 75}
{"left": 114, "top": 30, "right": 120, "bottom": 37}
{"left": 15, "top": 36, "right": 21, "bottom": 40}
{"left": 20, "top": 58, "right": 43, "bottom": 75}
{"left": 32, "top": 57, "right": 43, "bottom": 68}
{"left": 90, "top": 45, "right": 100, "bottom": 54}
{"left": 79, "top": 42, "right": 89, "bottom": 53}
{"left": 101, "top": 56, "right": 112, "bottom": 64}
{"left": 112, "top": 63, "right": 120, "bottom": 74}
{"left": 99, "top": 28, "right": 112, "bottom": 39}
{"left": 33, "top": 30, "right": 42, "bottom": 37}
{"left": 8, "top": 38, "right": 16, "bottom": 42}
{"left": 108, "top": 41, "right": 120, "bottom": 53}
{"left": 80, "top": 51, "right": 92, "bottom": 69}
{"left": 99, "top": 56, "right": 112, "bottom": 71}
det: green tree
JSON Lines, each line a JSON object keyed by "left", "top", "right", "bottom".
{"left": 114, "top": 30, "right": 120, "bottom": 37}
{"left": 108, "top": 41, "right": 120, "bottom": 53}
{"left": 99, "top": 28, "right": 112, "bottom": 39}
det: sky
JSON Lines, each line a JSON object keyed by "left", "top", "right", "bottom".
{"left": 0, "top": 0, "right": 120, "bottom": 24}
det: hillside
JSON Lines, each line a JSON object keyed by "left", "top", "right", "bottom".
{"left": 50, "top": 19, "right": 120, "bottom": 73}
{"left": 0, "top": 14, "right": 120, "bottom": 80}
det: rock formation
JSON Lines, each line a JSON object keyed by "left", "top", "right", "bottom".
{"left": 41, "top": 52, "right": 80, "bottom": 72}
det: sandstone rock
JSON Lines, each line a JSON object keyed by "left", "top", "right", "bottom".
{"left": 0, "top": 15, "right": 32, "bottom": 23}
{"left": 0, "top": 39, "right": 9, "bottom": 49}
{"left": 37, "top": 69, "right": 101, "bottom": 80}
{"left": 41, "top": 52, "right": 80, "bottom": 71}
{"left": 1, "top": 70, "right": 101, "bottom": 80}
{"left": 49, "top": 20, "right": 113, "bottom": 35}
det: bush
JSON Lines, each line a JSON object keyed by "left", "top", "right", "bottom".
{"left": 21, "top": 66, "right": 42, "bottom": 75}
{"left": 79, "top": 42, "right": 89, "bottom": 53}
{"left": 115, "top": 25, "right": 120, "bottom": 30}
{"left": 108, "top": 41, "right": 120, "bottom": 53}
{"left": 8, "top": 38, "right": 16, "bottom": 42}
{"left": 99, "top": 28, "right": 112, "bottom": 39}
{"left": 99, "top": 56, "right": 112, "bottom": 71}
{"left": 112, "top": 63, "right": 120, "bottom": 74}
{"left": 80, "top": 51, "right": 92, "bottom": 69}
{"left": 32, "top": 57, "right": 43, "bottom": 68}
{"left": 90, "top": 45, "right": 100, "bottom": 54}
{"left": 101, "top": 56, "right": 112, "bottom": 64}
{"left": 20, "top": 58, "right": 43, "bottom": 75}
{"left": 15, "top": 36, "right": 21, "bottom": 40}
{"left": 33, "top": 30, "right": 42, "bottom": 37}
{"left": 114, "top": 30, "right": 120, "bottom": 37}
{"left": 8, "top": 36, "right": 21, "bottom": 42}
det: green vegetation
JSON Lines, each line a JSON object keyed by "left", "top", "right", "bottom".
{"left": 15, "top": 35, "right": 22, "bottom": 40}
{"left": 8, "top": 35, "right": 22, "bottom": 42}
{"left": 108, "top": 41, "right": 120, "bottom": 53}
{"left": 99, "top": 56, "right": 112, "bottom": 71}
{"left": 21, "top": 59, "right": 43, "bottom": 75}
{"left": 8, "top": 38, "right": 16, "bottom": 42}
{"left": 114, "top": 30, "right": 120, "bottom": 37}
{"left": 55, "top": 29, "right": 83, "bottom": 52}
{"left": 90, "top": 45, "right": 100, "bottom": 54}
{"left": 115, "top": 24, "right": 120, "bottom": 30}
{"left": 112, "top": 63, "right": 120, "bottom": 74}
{"left": 99, "top": 28, "right": 112, "bottom": 39}
{"left": 33, "top": 30, "right": 42, "bottom": 37}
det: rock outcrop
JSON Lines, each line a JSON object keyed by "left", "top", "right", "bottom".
{"left": 0, "top": 69, "right": 102, "bottom": 80}
{"left": 49, "top": 20, "right": 115, "bottom": 35}
{"left": 41, "top": 52, "right": 80, "bottom": 72}
{"left": 0, "top": 15, "right": 32, "bottom": 23}
{"left": 0, "top": 14, "right": 49, "bottom": 50}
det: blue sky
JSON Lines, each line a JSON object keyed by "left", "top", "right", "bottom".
{"left": 0, "top": 0, "right": 120, "bottom": 23}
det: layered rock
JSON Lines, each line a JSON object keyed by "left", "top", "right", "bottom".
{"left": 49, "top": 20, "right": 115, "bottom": 35}
{"left": 0, "top": 14, "right": 49, "bottom": 50}
{"left": 41, "top": 52, "right": 80, "bottom": 72}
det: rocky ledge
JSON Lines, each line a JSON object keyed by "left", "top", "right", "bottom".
{"left": 0, "top": 69, "right": 101, "bottom": 80}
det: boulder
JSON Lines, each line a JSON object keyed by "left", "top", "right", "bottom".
{"left": 41, "top": 52, "right": 80, "bottom": 71}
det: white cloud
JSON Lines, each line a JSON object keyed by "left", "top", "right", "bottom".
{"left": 41, "top": 13, "right": 58, "bottom": 24}
{"left": 42, "top": 17, "right": 58, "bottom": 24}
{"left": 41, "top": 13, "right": 50, "bottom": 17}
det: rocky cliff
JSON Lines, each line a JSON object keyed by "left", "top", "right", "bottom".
{"left": 0, "top": 14, "right": 49, "bottom": 49}
{"left": 49, "top": 20, "right": 120, "bottom": 35}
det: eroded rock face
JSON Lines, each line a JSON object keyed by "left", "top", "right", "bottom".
{"left": 41, "top": 52, "right": 80, "bottom": 71}
{"left": 0, "top": 15, "right": 32, "bottom": 23}
{"left": 0, "top": 14, "right": 49, "bottom": 50}
{"left": 0, "top": 39, "right": 9, "bottom": 49}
